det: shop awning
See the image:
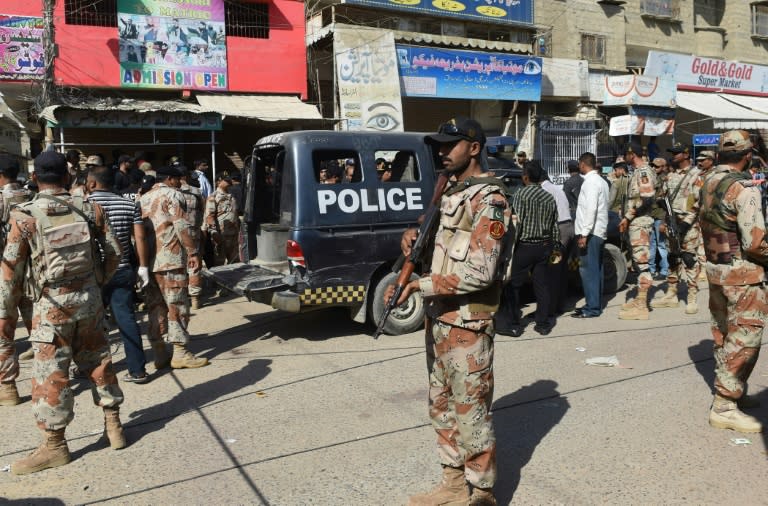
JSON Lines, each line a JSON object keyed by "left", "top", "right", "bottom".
{"left": 196, "top": 94, "right": 323, "bottom": 122}
{"left": 306, "top": 22, "right": 530, "bottom": 52}
{"left": 676, "top": 91, "right": 768, "bottom": 129}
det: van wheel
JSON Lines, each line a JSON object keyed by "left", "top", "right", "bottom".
{"left": 603, "top": 243, "right": 627, "bottom": 294}
{"left": 369, "top": 272, "right": 425, "bottom": 336}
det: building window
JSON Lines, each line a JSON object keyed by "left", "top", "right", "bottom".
{"left": 752, "top": 3, "right": 768, "bottom": 37}
{"left": 64, "top": 0, "right": 117, "bottom": 27}
{"left": 226, "top": 2, "right": 269, "bottom": 39}
{"left": 640, "top": 0, "right": 680, "bottom": 20}
{"left": 694, "top": 0, "right": 724, "bottom": 27}
{"left": 581, "top": 33, "right": 605, "bottom": 64}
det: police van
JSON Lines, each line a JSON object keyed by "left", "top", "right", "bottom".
{"left": 205, "top": 130, "right": 441, "bottom": 335}
{"left": 205, "top": 130, "right": 627, "bottom": 335}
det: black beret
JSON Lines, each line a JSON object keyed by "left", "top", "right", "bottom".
{"left": 34, "top": 151, "right": 68, "bottom": 175}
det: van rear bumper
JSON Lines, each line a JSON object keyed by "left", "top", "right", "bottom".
{"left": 272, "top": 290, "right": 301, "bottom": 312}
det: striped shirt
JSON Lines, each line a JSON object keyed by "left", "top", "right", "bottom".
{"left": 88, "top": 190, "right": 141, "bottom": 269}
{"left": 511, "top": 183, "right": 560, "bottom": 243}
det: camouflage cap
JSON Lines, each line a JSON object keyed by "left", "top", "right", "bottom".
{"left": 719, "top": 130, "right": 752, "bottom": 152}
{"left": 696, "top": 150, "right": 716, "bottom": 160}
{"left": 85, "top": 154, "right": 103, "bottom": 166}
{"left": 650, "top": 157, "right": 667, "bottom": 167}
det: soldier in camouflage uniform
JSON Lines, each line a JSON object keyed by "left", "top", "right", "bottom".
{"left": 0, "top": 155, "right": 33, "bottom": 405}
{"left": 179, "top": 166, "right": 205, "bottom": 310}
{"left": 388, "top": 118, "right": 510, "bottom": 506}
{"left": 618, "top": 144, "right": 657, "bottom": 320}
{"left": 0, "top": 152, "right": 125, "bottom": 475}
{"left": 202, "top": 172, "right": 240, "bottom": 266}
{"left": 608, "top": 161, "right": 630, "bottom": 214}
{"left": 140, "top": 165, "right": 208, "bottom": 370}
{"left": 652, "top": 144, "right": 704, "bottom": 314}
{"left": 699, "top": 130, "right": 767, "bottom": 434}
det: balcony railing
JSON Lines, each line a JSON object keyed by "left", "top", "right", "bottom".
{"left": 640, "top": 0, "right": 680, "bottom": 20}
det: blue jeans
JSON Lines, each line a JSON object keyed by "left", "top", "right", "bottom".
{"left": 649, "top": 219, "right": 669, "bottom": 275}
{"left": 102, "top": 267, "right": 146, "bottom": 376}
{"left": 578, "top": 235, "right": 604, "bottom": 316}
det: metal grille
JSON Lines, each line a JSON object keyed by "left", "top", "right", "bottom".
{"left": 64, "top": 0, "right": 118, "bottom": 27}
{"left": 580, "top": 33, "right": 605, "bottom": 65}
{"left": 535, "top": 118, "right": 597, "bottom": 185}
{"left": 640, "top": 0, "right": 680, "bottom": 19}
{"left": 226, "top": 2, "right": 269, "bottom": 39}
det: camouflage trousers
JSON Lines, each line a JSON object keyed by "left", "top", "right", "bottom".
{"left": 188, "top": 233, "right": 203, "bottom": 297}
{"left": 709, "top": 283, "right": 767, "bottom": 400}
{"left": 668, "top": 222, "right": 702, "bottom": 288}
{"left": 428, "top": 319, "right": 496, "bottom": 489}
{"left": 629, "top": 216, "right": 654, "bottom": 290}
{"left": 145, "top": 268, "right": 191, "bottom": 345}
{"left": 0, "top": 296, "right": 33, "bottom": 383}
{"left": 214, "top": 234, "right": 240, "bottom": 266}
{"left": 29, "top": 280, "right": 122, "bottom": 430}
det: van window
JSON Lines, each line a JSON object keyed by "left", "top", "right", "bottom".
{"left": 374, "top": 150, "right": 420, "bottom": 183}
{"left": 313, "top": 150, "right": 360, "bottom": 184}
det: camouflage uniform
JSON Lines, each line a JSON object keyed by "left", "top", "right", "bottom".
{"left": 0, "top": 190, "right": 123, "bottom": 429}
{"left": 180, "top": 182, "right": 205, "bottom": 298}
{"left": 417, "top": 178, "right": 511, "bottom": 490}
{"left": 140, "top": 183, "right": 198, "bottom": 346}
{"left": 700, "top": 165, "right": 768, "bottom": 401}
{"left": 0, "top": 183, "right": 32, "bottom": 384}
{"left": 655, "top": 163, "right": 704, "bottom": 312}
{"left": 619, "top": 163, "right": 656, "bottom": 319}
{"left": 608, "top": 174, "right": 630, "bottom": 214}
{"left": 202, "top": 188, "right": 240, "bottom": 265}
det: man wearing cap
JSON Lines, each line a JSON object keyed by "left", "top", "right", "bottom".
{"left": 648, "top": 157, "right": 670, "bottom": 281}
{"left": 203, "top": 172, "right": 240, "bottom": 266}
{"left": 699, "top": 130, "right": 768, "bottom": 433}
{"left": 652, "top": 143, "right": 704, "bottom": 314}
{"left": 608, "top": 161, "right": 630, "bottom": 214}
{"left": 0, "top": 151, "right": 125, "bottom": 474}
{"left": 140, "top": 165, "right": 209, "bottom": 370}
{"left": 0, "top": 154, "right": 34, "bottom": 399}
{"left": 113, "top": 154, "right": 135, "bottom": 193}
{"left": 387, "top": 117, "right": 510, "bottom": 506}
{"left": 618, "top": 142, "right": 657, "bottom": 320}
{"left": 178, "top": 166, "right": 205, "bottom": 309}
{"left": 563, "top": 160, "right": 582, "bottom": 219}
{"left": 696, "top": 150, "right": 716, "bottom": 174}
{"left": 516, "top": 151, "right": 527, "bottom": 167}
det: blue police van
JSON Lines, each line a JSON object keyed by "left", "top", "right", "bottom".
{"left": 205, "top": 130, "right": 440, "bottom": 335}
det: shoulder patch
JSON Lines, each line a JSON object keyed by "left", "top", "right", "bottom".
{"left": 489, "top": 220, "right": 505, "bottom": 240}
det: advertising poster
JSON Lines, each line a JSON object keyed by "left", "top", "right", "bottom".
{"left": 118, "top": 0, "right": 227, "bottom": 90}
{"left": 0, "top": 15, "right": 45, "bottom": 81}
{"left": 603, "top": 74, "right": 677, "bottom": 107}
{"left": 345, "top": 0, "right": 532, "bottom": 26}
{"left": 335, "top": 27, "right": 404, "bottom": 132}
{"left": 397, "top": 44, "right": 542, "bottom": 101}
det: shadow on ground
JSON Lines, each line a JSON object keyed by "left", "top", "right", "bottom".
{"left": 492, "top": 379, "right": 569, "bottom": 504}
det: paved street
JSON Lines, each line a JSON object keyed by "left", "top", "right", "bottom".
{"left": 0, "top": 282, "right": 766, "bottom": 505}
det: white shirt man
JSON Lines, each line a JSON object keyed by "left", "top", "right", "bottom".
{"left": 573, "top": 153, "right": 610, "bottom": 318}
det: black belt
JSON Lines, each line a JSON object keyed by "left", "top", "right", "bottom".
{"left": 558, "top": 219, "right": 572, "bottom": 224}
{"left": 519, "top": 239, "right": 552, "bottom": 245}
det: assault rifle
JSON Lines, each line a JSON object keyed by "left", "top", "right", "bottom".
{"left": 662, "top": 195, "right": 695, "bottom": 268}
{"left": 373, "top": 173, "right": 448, "bottom": 339}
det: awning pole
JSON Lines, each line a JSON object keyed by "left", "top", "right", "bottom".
{"left": 211, "top": 130, "right": 217, "bottom": 182}
{"left": 59, "top": 128, "right": 64, "bottom": 153}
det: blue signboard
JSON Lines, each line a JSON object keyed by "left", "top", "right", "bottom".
{"left": 396, "top": 45, "right": 542, "bottom": 101}
{"left": 693, "top": 134, "right": 721, "bottom": 146}
{"left": 346, "top": 0, "right": 532, "bottom": 26}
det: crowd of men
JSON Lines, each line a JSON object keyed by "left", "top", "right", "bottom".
{"left": 0, "top": 150, "right": 243, "bottom": 476}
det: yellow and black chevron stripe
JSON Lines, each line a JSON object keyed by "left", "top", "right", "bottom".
{"left": 300, "top": 285, "right": 366, "bottom": 305}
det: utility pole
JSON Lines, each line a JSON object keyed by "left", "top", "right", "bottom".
{"left": 41, "top": 0, "right": 56, "bottom": 149}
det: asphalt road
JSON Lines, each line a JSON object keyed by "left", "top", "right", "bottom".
{"left": 0, "top": 281, "right": 766, "bottom": 505}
